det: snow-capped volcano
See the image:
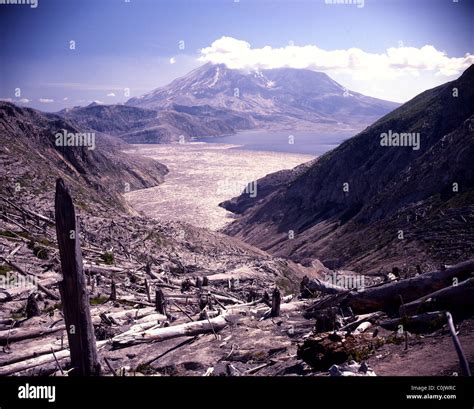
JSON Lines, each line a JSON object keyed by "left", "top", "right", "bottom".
{"left": 126, "top": 63, "right": 399, "bottom": 131}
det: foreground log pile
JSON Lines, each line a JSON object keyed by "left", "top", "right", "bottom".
{"left": 0, "top": 180, "right": 473, "bottom": 377}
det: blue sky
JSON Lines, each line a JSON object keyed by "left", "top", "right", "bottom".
{"left": 0, "top": 0, "right": 472, "bottom": 111}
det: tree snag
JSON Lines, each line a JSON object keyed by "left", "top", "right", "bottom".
{"left": 271, "top": 288, "right": 281, "bottom": 317}
{"left": 55, "top": 178, "right": 100, "bottom": 376}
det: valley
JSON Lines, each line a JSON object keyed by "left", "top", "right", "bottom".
{"left": 124, "top": 142, "right": 314, "bottom": 230}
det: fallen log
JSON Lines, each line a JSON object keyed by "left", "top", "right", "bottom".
{"left": 0, "top": 325, "right": 66, "bottom": 345}
{"left": 379, "top": 311, "right": 446, "bottom": 333}
{"left": 0, "top": 340, "right": 65, "bottom": 366}
{"left": 301, "top": 275, "right": 348, "bottom": 295}
{"left": 96, "top": 307, "right": 156, "bottom": 322}
{"left": 344, "top": 259, "right": 474, "bottom": 314}
{"left": 0, "top": 257, "right": 60, "bottom": 300}
{"left": 339, "top": 312, "right": 384, "bottom": 332}
{"left": 0, "top": 341, "right": 107, "bottom": 376}
{"left": 0, "top": 195, "right": 55, "bottom": 225}
{"left": 402, "top": 278, "right": 474, "bottom": 318}
{"left": 0, "top": 347, "right": 70, "bottom": 376}
{"left": 111, "top": 313, "right": 237, "bottom": 348}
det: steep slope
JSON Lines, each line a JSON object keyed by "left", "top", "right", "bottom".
{"left": 127, "top": 63, "right": 399, "bottom": 132}
{"left": 0, "top": 102, "right": 168, "bottom": 212}
{"left": 222, "top": 65, "right": 474, "bottom": 273}
{"left": 59, "top": 102, "right": 254, "bottom": 144}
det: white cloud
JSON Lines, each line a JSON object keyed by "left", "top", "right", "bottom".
{"left": 1, "top": 98, "right": 13, "bottom": 102}
{"left": 199, "top": 36, "right": 473, "bottom": 79}
{"left": 107, "top": 92, "right": 116, "bottom": 97}
{"left": 39, "top": 98, "right": 54, "bottom": 103}
{"left": 169, "top": 57, "right": 176, "bottom": 64}
{"left": 63, "top": 97, "right": 68, "bottom": 101}
{"left": 19, "top": 98, "right": 30, "bottom": 103}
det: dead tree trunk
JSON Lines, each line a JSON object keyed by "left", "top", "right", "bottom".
{"left": 402, "top": 278, "right": 474, "bottom": 319}
{"left": 55, "top": 178, "right": 100, "bottom": 376}
{"left": 271, "top": 288, "right": 281, "bottom": 317}
{"left": 344, "top": 259, "right": 474, "bottom": 314}
{"left": 26, "top": 293, "right": 40, "bottom": 319}
{"left": 155, "top": 288, "right": 166, "bottom": 315}
{"left": 109, "top": 279, "right": 117, "bottom": 302}
{"left": 144, "top": 278, "right": 151, "bottom": 302}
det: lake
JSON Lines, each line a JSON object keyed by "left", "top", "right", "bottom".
{"left": 199, "top": 130, "right": 353, "bottom": 155}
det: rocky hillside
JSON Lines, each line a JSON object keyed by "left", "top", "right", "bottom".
{"left": 127, "top": 63, "right": 399, "bottom": 132}
{"left": 0, "top": 102, "right": 168, "bottom": 212}
{"left": 222, "top": 65, "right": 474, "bottom": 274}
{"left": 1, "top": 101, "right": 472, "bottom": 380}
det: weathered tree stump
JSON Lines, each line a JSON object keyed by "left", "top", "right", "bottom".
{"left": 271, "top": 288, "right": 281, "bottom": 317}
{"left": 144, "top": 278, "right": 151, "bottom": 302}
{"left": 55, "top": 178, "right": 101, "bottom": 376}
{"left": 155, "top": 288, "right": 166, "bottom": 315}
{"left": 26, "top": 293, "right": 40, "bottom": 319}
{"left": 109, "top": 279, "right": 117, "bottom": 302}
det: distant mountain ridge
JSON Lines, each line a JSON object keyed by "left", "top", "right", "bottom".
{"left": 221, "top": 65, "right": 474, "bottom": 273}
{"left": 59, "top": 103, "right": 253, "bottom": 144}
{"left": 126, "top": 62, "right": 399, "bottom": 133}
{"left": 56, "top": 63, "right": 399, "bottom": 144}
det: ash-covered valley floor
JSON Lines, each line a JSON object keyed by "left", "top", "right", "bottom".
{"left": 124, "top": 143, "right": 314, "bottom": 230}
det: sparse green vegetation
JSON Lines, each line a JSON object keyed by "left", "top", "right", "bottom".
{"left": 28, "top": 240, "right": 50, "bottom": 260}
{"left": 100, "top": 251, "right": 115, "bottom": 265}
{"left": 0, "top": 264, "right": 12, "bottom": 276}
{"left": 90, "top": 295, "right": 108, "bottom": 305}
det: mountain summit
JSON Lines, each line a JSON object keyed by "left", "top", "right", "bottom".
{"left": 127, "top": 63, "right": 399, "bottom": 132}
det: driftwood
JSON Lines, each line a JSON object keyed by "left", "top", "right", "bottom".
{"left": 402, "top": 278, "right": 474, "bottom": 318}
{"left": 55, "top": 179, "right": 100, "bottom": 376}
{"left": 111, "top": 313, "right": 237, "bottom": 348}
{"left": 343, "top": 260, "right": 474, "bottom": 314}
